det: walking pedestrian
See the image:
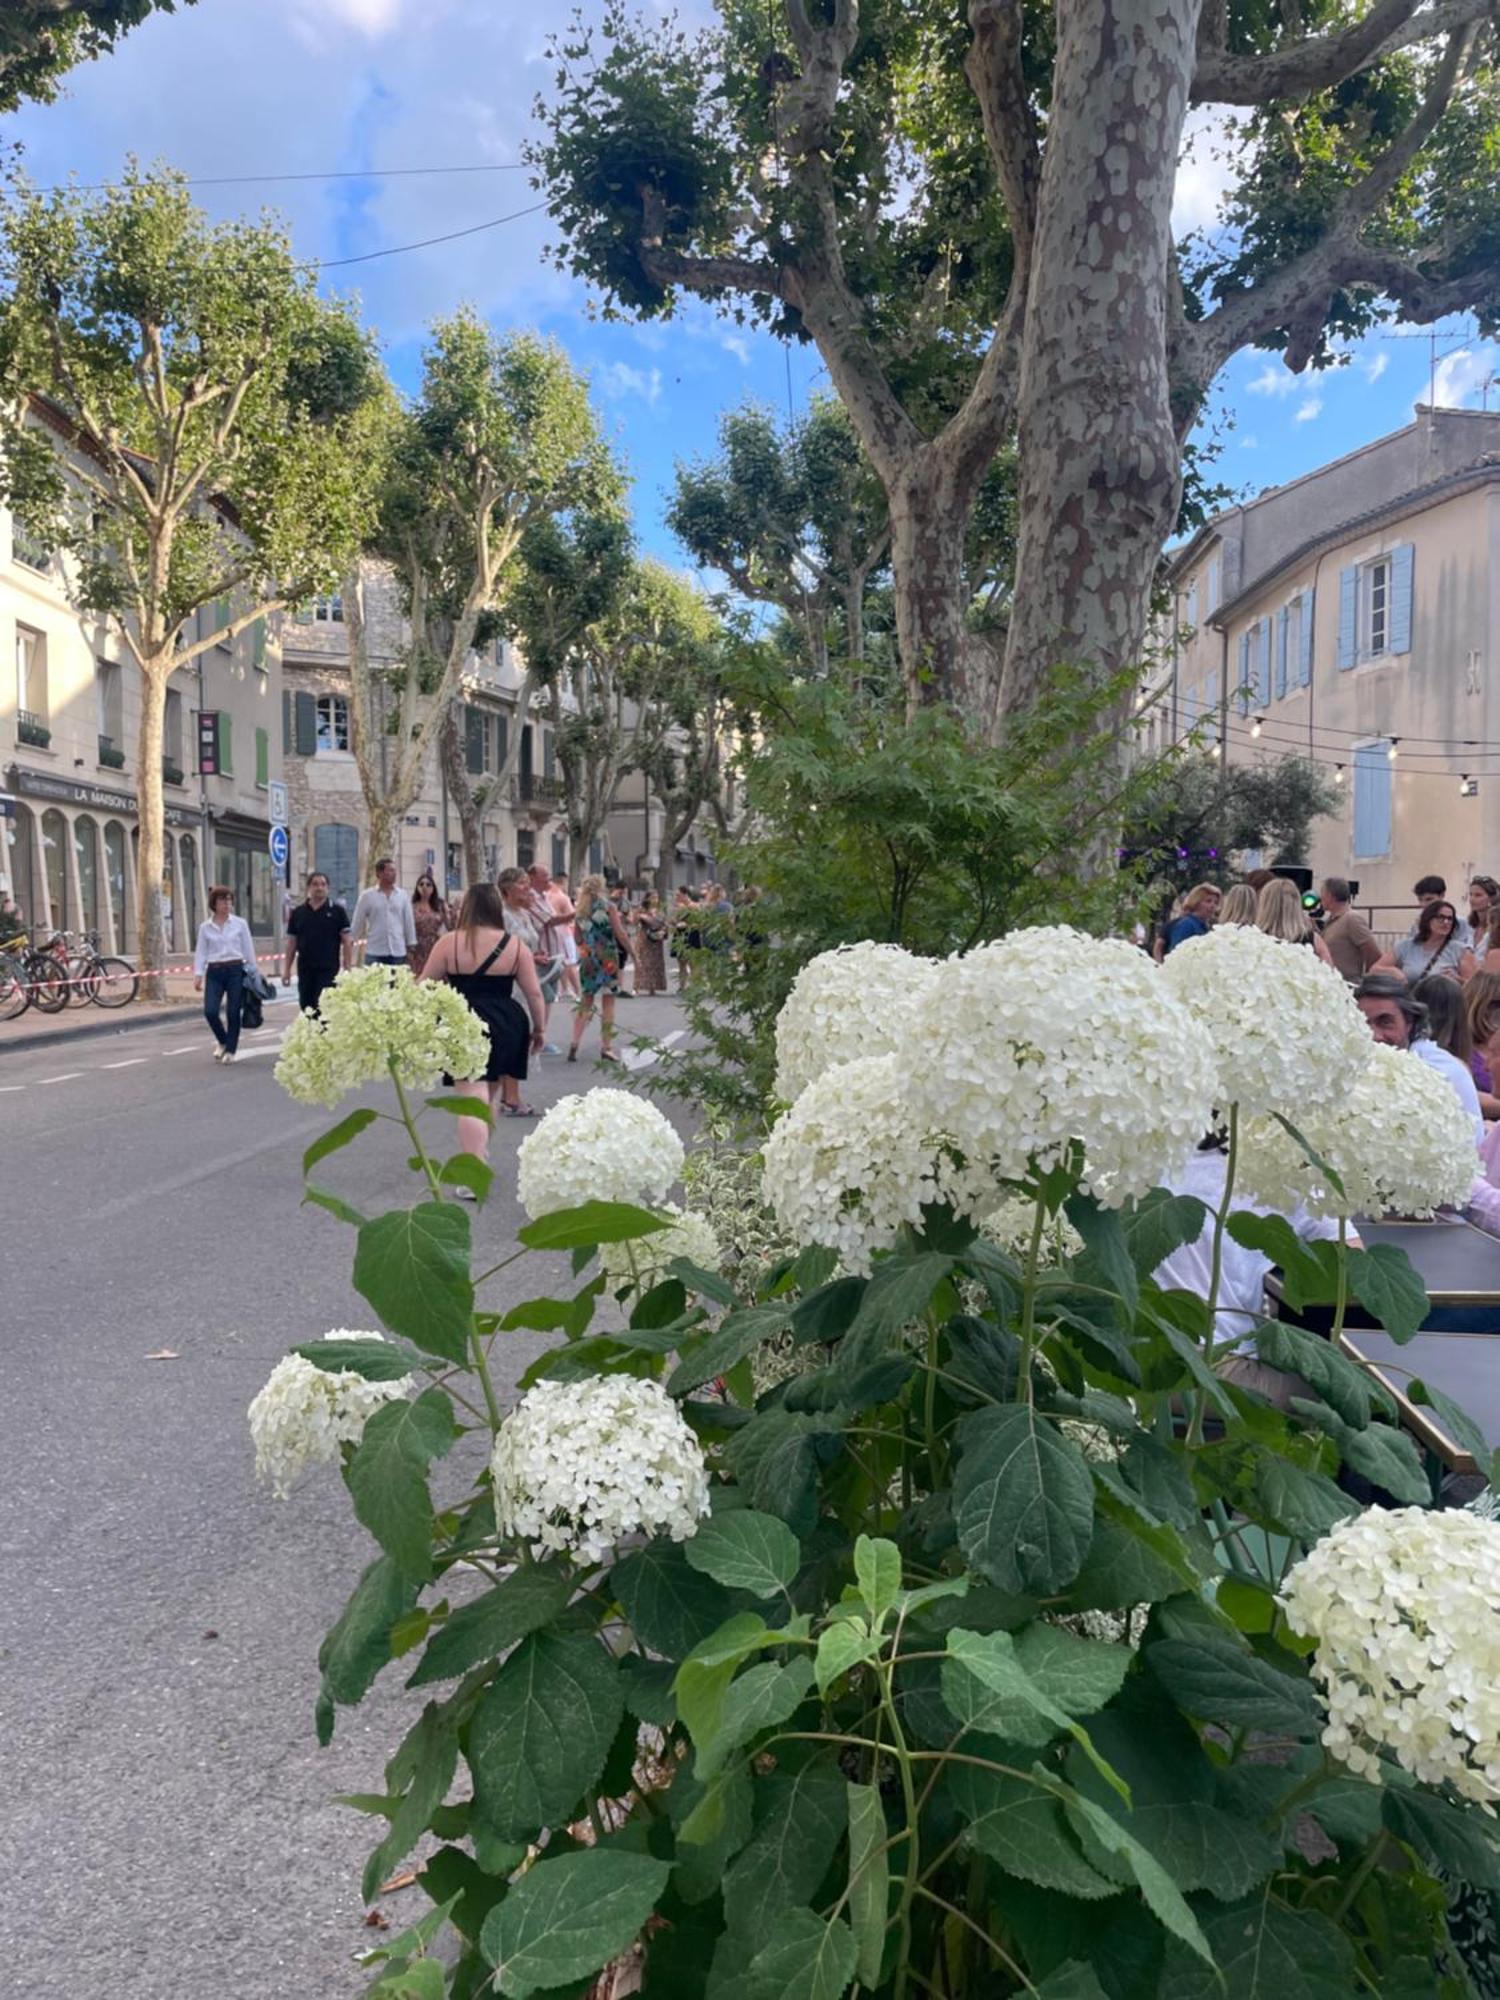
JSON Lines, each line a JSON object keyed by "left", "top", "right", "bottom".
{"left": 632, "top": 891, "right": 669, "bottom": 995}
{"left": 350, "top": 858, "right": 417, "bottom": 968}
{"left": 419, "top": 883, "right": 547, "bottom": 1172}
{"left": 283, "top": 870, "right": 351, "bottom": 1017}
{"left": 193, "top": 884, "right": 258, "bottom": 1063}
{"left": 409, "top": 873, "right": 451, "bottom": 976}
{"left": 569, "top": 871, "right": 631, "bottom": 1064}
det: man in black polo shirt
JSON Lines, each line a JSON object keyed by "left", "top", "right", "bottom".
{"left": 283, "top": 871, "right": 351, "bottom": 1016}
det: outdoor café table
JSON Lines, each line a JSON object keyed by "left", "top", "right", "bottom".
{"left": 1335, "top": 1326, "right": 1497, "bottom": 1479}
{"left": 1265, "top": 1213, "right": 1500, "bottom": 1334}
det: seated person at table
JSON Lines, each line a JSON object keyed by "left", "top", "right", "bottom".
{"left": 1154, "top": 1137, "right": 1350, "bottom": 1411}
{"left": 1354, "top": 973, "right": 1484, "bottom": 1146}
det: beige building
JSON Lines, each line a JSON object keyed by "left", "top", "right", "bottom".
{"left": 1, "top": 436, "right": 282, "bottom": 954}
{"left": 279, "top": 563, "right": 570, "bottom": 908}
{"left": 1151, "top": 406, "right": 1500, "bottom": 926}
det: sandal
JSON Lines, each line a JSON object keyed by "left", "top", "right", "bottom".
{"left": 566, "top": 1046, "right": 578, "bottom": 1062}
{"left": 600, "top": 1048, "right": 621, "bottom": 1064}
{"left": 501, "top": 1101, "right": 540, "bottom": 1117}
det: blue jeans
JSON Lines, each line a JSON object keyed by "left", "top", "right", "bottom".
{"left": 204, "top": 962, "right": 245, "bottom": 1054}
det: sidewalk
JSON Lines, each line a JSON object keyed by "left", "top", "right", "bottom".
{"left": 0, "top": 972, "right": 295, "bottom": 1055}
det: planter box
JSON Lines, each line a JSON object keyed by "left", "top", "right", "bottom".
{"left": 99, "top": 742, "right": 127, "bottom": 770}
{"left": 162, "top": 761, "right": 185, "bottom": 787}
{"left": 17, "top": 718, "right": 50, "bottom": 749}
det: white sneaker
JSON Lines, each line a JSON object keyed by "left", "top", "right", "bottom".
{"left": 214, "top": 1048, "right": 226, "bottom": 1062}
{"left": 222, "top": 1050, "right": 237, "bottom": 1065}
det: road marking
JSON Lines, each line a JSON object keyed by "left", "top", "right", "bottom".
{"left": 39, "top": 1072, "right": 84, "bottom": 1084}
{"left": 0, "top": 1083, "right": 26, "bottom": 1092}
{"left": 622, "top": 1027, "right": 685, "bottom": 1073}
{"left": 100, "top": 1058, "right": 147, "bottom": 1069}
{"left": 168, "top": 1044, "right": 201, "bottom": 1054}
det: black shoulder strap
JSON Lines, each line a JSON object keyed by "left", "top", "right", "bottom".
{"left": 474, "top": 936, "right": 512, "bottom": 977}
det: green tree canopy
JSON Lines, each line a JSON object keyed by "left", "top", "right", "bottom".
{"left": 533, "top": 0, "right": 1500, "bottom": 733}
{"left": 0, "top": 164, "right": 383, "bottom": 979}
{"left": 1123, "top": 750, "right": 1340, "bottom": 900}
{"left": 0, "top": 1, "right": 192, "bottom": 112}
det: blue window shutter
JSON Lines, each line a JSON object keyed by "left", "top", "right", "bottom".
{"left": 1256, "top": 617, "right": 1272, "bottom": 705}
{"left": 1337, "top": 567, "right": 1358, "bottom": 669}
{"left": 1390, "top": 542, "right": 1414, "bottom": 654}
{"left": 1238, "top": 630, "right": 1250, "bottom": 707}
{"left": 1275, "top": 607, "right": 1288, "bottom": 699}
{"left": 1353, "top": 743, "right": 1392, "bottom": 858}
{"left": 1205, "top": 668, "right": 1218, "bottom": 712}
{"left": 1299, "top": 590, "right": 1314, "bottom": 686}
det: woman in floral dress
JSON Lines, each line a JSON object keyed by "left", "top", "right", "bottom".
{"left": 568, "top": 872, "right": 631, "bottom": 1065}
{"left": 632, "top": 891, "right": 669, "bottom": 995}
{"left": 410, "top": 874, "right": 450, "bottom": 976}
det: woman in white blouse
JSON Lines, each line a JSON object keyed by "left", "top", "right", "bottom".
{"left": 193, "top": 885, "right": 258, "bottom": 1063}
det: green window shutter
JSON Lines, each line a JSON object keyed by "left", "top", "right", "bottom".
{"left": 495, "top": 715, "right": 508, "bottom": 769}
{"left": 252, "top": 620, "right": 267, "bottom": 671}
{"left": 217, "top": 713, "right": 233, "bottom": 775}
{"left": 466, "top": 706, "right": 486, "bottom": 774}
{"left": 282, "top": 689, "right": 292, "bottom": 752}
{"left": 294, "top": 691, "right": 318, "bottom": 758}
{"left": 255, "top": 725, "right": 269, "bottom": 787}
{"left": 215, "top": 598, "right": 231, "bottom": 650}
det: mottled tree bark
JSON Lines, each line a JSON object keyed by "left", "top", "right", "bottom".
{"left": 438, "top": 701, "right": 488, "bottom": 889}
{"left": 134, "top": 662, "right": 169, "bottom": 998}
{"left": 1000, "top": 0, "right": 1198, "bottom": 722}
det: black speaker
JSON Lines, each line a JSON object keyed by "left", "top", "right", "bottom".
{"left": 1269, "top": 864, "right": 1312, "bottom": 893}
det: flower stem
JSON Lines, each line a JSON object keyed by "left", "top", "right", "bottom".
{"left": 1189, "top": 1104, "right": 1238, "bottom": 1447}
{"left": 389, "top": 1062, "right": 444, "bottom": 1201}
{"left": 1332, "top": 1216, "right": 1350, "bottom": 1347}
{"left": 881, "top": 1649, "right": 922, "bottom": 2000}
{"left": 1016, "top": 1196, "right": 1047, "bottom": 1407}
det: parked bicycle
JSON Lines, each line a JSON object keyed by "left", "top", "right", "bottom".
{"left": 0, "top": 933, "right": 70, "bottom": 1018}
{"left": 48, "top": 929, "right": 139, "bottom": 1009}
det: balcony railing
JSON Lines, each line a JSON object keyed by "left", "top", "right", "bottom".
{"left": 511, "top": 773, "right": 564, "bottom": 808}
{"left": 17, "top": 710, "right": 50, "bottom": 749}
{"left": 12, "top": 534, "right": 52, "bottom": 574}
{"left": 98, "top": 734, "right": 127, "bottom": 770}
{"left": 163, "top": 757, "right": 185, "bottom": 786}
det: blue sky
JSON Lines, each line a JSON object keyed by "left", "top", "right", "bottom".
{"left": 9, "top": 0, "right": 1497, "bottom": 571}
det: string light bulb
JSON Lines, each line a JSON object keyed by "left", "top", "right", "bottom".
{"left": 1388, "top": 739, "right": 1400, "bottom": 762}
{"left": 1251, "top": 715, "right": 1264, "bottom": 739}
{"left": 1334, "top": 764, "right": 1345, "bottom": 785}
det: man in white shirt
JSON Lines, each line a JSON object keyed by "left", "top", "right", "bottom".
{"left": 350, "top": 857, "right": 417, "bottom": 968}
{"left": 1355, "top": 972, "right": 1484, "bottom": 1146}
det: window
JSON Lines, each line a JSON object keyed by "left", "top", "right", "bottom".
{"left": 165, "top": 689, "right": 184, "bottom": 771}
{"left": 314, "top": 823, "right": 359, "bottom": 909}
{"left": 551, "top": 834, "right": 567, "bottom": 878}
{"left": 15, "top": 624, "right": 46, "bottom": 721}
{"left": 74, "top": 816, "right": 101, "bottom": 934}
{"left": 1364, "top": 557, "right": 1391, "bottom": 658}
{"left": 11, "top": 521, "right": 52, "bottom": 573}
{"left": 466, "top": 705, "right": 487, "bottom": 775}
{"left": 179, "top": 834, "right": 199, "bottom": 939}
{"left": 95, "top": 659, "right": 124, "bottom": 745}
{"left": 105, "top": 821, "right": 127, "bottom": 946}
{"left": 315, "top": 694, "right": 350, "bottom": 753}
{"left": 313, "top": 593, "right": 344, "bottom": 624}
{"left": 516, "top": 828, "right": 536, "bottom": 870}
{"left": 40, "top": 807, "right": 68, "bottom": 929}
{"left": 1353, "top": 742, "right": 1393, "bottom": 858}
{"left": 255, "top": 725, "right": 269, "bottom": 788}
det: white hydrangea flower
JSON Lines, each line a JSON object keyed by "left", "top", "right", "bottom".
{"left": 516, "top": 1088, "right": 685, "bottom": 1219}
{"left": 248, "top": 1331, "right": 413, "bottom": 1498}
{"left": 978, "top": 1196, "right": 1084, "bottom": 1265}
{"left": 275, "top": 964, "right": 490, "bottom": 1107}
{"left": 1281, "top": 1506, "right": 1500, "bottom": 1804}
{"left": 1237, "top": 1043, "right": 1477, "bottom": 1219}
{"left": 1159, "top": 924, "right": 1371, "bottom": 1122}
{"left": 774, "top": 942, "right": 938, "bottom": 1102}
{"left": 915, "top": 927, "right": 1218, "bottom": 1210}
{"left": 761, "top": 1052, "right": 942, "bottom": 1275}
{"left": 599, "top": 1205, "right": 723, "bottom": 1292}
{"left": 491, "top": 1376, "right": 710, "bottom": 1565}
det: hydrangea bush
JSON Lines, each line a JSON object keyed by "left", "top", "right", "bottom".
{"left": 257, "top": 939, "right": 1498, "bottom": 2000}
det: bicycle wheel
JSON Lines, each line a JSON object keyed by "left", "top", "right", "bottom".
{"left": 0, "top": 953, "right": 29, "bottom": 1020}
{"left": 26, "top": 954, "right": 69, "bottom": 1013}
{"left": 88, "top": 957, "right": 139, "bottom": 1008}
{"left": 66, "top": 953, "right": 95, "bottom": 1005}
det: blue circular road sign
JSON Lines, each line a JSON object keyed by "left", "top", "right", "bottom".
{"left": 268, "top": 824, "right": 290, "bottom": 871}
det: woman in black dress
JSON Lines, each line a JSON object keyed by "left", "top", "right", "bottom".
{"left": 419, "top": 883, "right": 546, "bottom": 1180}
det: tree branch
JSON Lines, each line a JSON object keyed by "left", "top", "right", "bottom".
{"left": 1194, "top": 0, "right": 1447, "bottom": 103}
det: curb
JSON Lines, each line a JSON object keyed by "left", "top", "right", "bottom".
{"left": 0, "top": 991, "right": 296, "bottom": 1056}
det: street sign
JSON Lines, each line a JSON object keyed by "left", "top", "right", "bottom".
{"left": 269, "top": 824, "right": 290, "bottom": 872}
{"left": 198, "top": 711, "right": 219, "bottom": 775}
{"left": 267, "top": 780, "right": 288, "bottom": 826}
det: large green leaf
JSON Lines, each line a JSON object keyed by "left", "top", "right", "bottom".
{"left": 1346, "top": 1242, "right": 1428, "bottom": 1344}
{"left": 407, "top": 1569, "right": 572, "bottom": 1687}
{"left": 944, "top": 1628, "right": 1122, "bottom": 1792}
{"left": 1249, "top": 1451, "right": 1358, "bottom": 1538}
{"left": 1061, "top": 1791, "right": 1214, "bottom": 1966}
{"left": 1147, "top": 1635, "right": 1323, "bottom": 1736}
{"left": 727, "top": 1908, "right": 858, "bottom": 2000}
{"left": 941, "top": 1622, "right": 1130, "bottom": 1750}
{"left": 344, "top": 1388, "right": 457, "bottom": 1584}
{"left": 1384, "top": 1786, "right": 1500, "bottom": 1893}
{"left": 1408, "top": 1376, "right": 1494, "bottom": 1464}
{"left": 612, "top": 1542, "right": 738, "bottom": 1660}
{"left": 675, "top": 1613, "right": 793, "bottom": 1746}
{"left": 292, "top": 1336, "right": 425, "bottom": 1382}
{"left": 1066, "top": 1194, "right": 1139, "bottom": 1314}
{"left": 468, "top": 1630, "right": 623, "bottom": 1841}
{"left": 517, "top": 1200, "right": 671, "bottom": 1250}
{"left": 668, "top": 1303, "right": 795, "bottom": 1395}
{"left": 815, "top": 1617, "right": 882, "bottom": 1695}
{"left": 1035, "top": 1966, "right": 1109, "bottom": 2000}
{"left": 722, "top": 1754, "right": 847, "bottom": 1937}
{"left": 1068, "top": 1506, "right": 1196, "bottom": 1610}
{"left": 854, "top": 1535, "right": 902, "bottom": 1622}
{"left": 1158, "top": 1897, "right": 1355, "bottom": 1997}
{"left": 480, "top": 1848, "right": 670, "bottom": 1999}
{"left": 841, "top": 1252, "right": 954, "bottom": 1364}
{"left": 846, "top": 1782, "right": 889, "bottom": 1989}
{"left": 725, "top": 1412, "right": 829, "bottom": 1534}
{"left": 317, "top": 1554, "right": 419, "bottom": 1742}
{"left": 360, "top": 1703, "right": 459, "bottom": 1903}
{"left": 303, "top": 1105, "right": 378, "bottom": 1175}
{"left": 955, "top": 1406, "right": 1095, "bottom": 1595}
{"left": 697, "top": 1656, "right": 815, "bottom": 1781}
{"left": 684, "top": 1509, "right": 802, "bottom": 1597}
{"left": 1287, "top": 1401, "right": 1432, "bottom": 1505}
{"left": 946, "top": 1765, "right": 1118, "bottom": 1899}
{"left": 789, "top": 1274, "right": 868, "bottom": 1346}
{"left": 354, "top": 1202, "right": 474, "bottom": 1365}
{"left": 1251, "top": 1320, "right": 1393, "bottom": 1428}
{"left": 1120, "top": 1190, "right": 1209, "bottom": 1279}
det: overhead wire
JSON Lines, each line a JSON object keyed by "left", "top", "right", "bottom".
{"left": 33, "top": 164, "right": 529, "bottom": 194}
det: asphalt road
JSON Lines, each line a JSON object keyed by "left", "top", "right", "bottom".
{"left": 0, "top": 989, "right": 693, "bottom": 1998}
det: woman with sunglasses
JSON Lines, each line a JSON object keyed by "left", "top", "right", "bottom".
{"left": 410, "top": 872, "right": 451, "bottom": 977}
{"left": 1375, "top": 899, "right": 1475, "bottom": 983}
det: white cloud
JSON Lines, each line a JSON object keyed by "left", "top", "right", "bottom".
{"left": 1247, "top": 362, "right": 1302, "bottom": 399}
{"left": 1173, "top": 104, "right": 1239, "bottom": 236}
{"left": 1294, "top": 397, "right": 1323, "bottom": 423}
{"left": 599, "top": 362, "right": 663, "bottom": 407}
{"left": 1365, "top": 352, "right": 1389, "bottom": 384}
{"left": 302, "top": 0, "right": 408, "bottom": 33}
{"left": 1430, "top": 344, "right": 1500, "bottom": 409}
{"left": 1239, "top": 434, "right": 1258, "bottom": 450}
{"left": 721, "top": 334, "right": 751, "bottom": 366}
